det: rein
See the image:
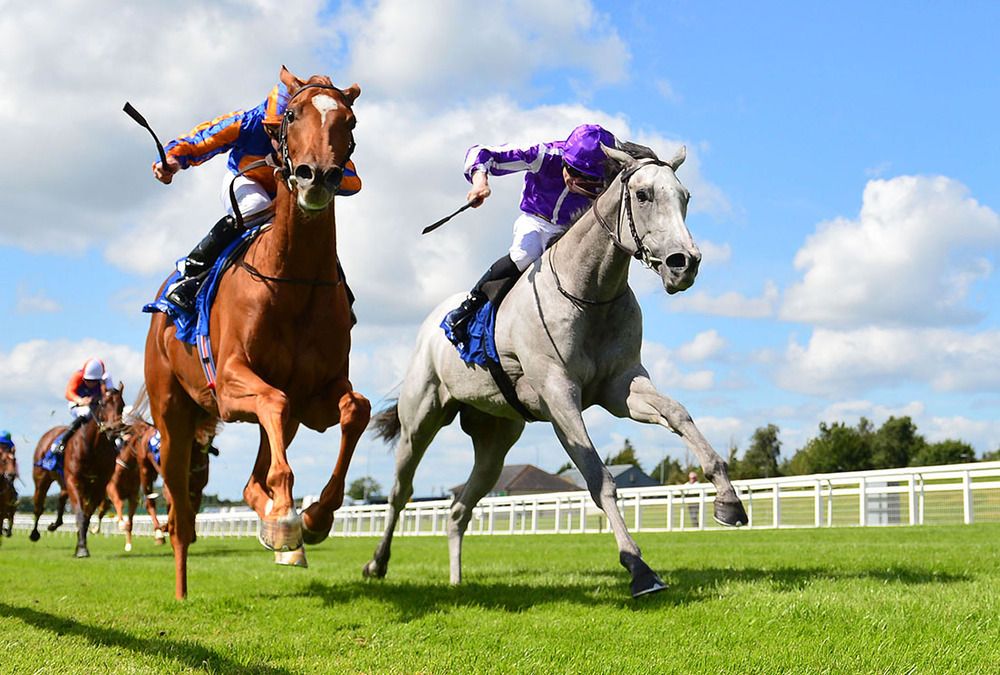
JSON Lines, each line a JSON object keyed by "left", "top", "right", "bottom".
{"left": 550, "top": 159, "right": 667, "bottom": 307}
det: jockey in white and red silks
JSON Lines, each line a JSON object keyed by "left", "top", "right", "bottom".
{"left": 443, "top": 124, "right": 618, "bottom": 332}
{"left": 54, "top": 358, "right": 116, "bottom": 454}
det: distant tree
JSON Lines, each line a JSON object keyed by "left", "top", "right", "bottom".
{"left": 732, "top": 424, "right": 782, "bottom": 479}
{"left": 910, "top": 440, "right": 976, "bottom": 467}
{"left": 785, "top": 420, "right": 873, "bottom": 475}
{"left": 605, "top": 438, "right": 642, "bottom": 471}
{"left": 650, "top": 456, "right": 690, "bottom": 484}
{"left": 555, "top": 461, "right": 574, "bottom": 474}
{"left": 982, "top": 448, "right": 1000, "bottom": 462}
{"left": 347, "top": 476, "right": 382, "bottom": 502}
{"left": 871, "top": 416, "right": 925, "bottom": 469}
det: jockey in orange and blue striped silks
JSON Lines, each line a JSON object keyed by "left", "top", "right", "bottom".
{"left": 151, "top": 79, "right": 362, "bottom": 312}
{"left": 54, "top": 358, "right": 116, "bottom": 455}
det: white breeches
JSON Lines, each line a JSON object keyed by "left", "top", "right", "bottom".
{"left": 220, "top": 172, "right": 272, "bottom": 219}
{"left": 508, "top": 213, "right": 568, "bottom": 271}
{"left": 69, "top": 404, "right": 92, "bottom": 419}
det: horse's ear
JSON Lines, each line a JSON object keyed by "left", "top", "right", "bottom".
{"left": 667, "top": 145, "right": 686, "bottom": 171}
{"left": 279, "top": 66, "right": 304, "bottom": 95}
{"left": 601, "top": 142, "right": 635, "bottom": 172}
{"left": 118, "top": 381, "right": 125, "bottom": 393}
{"left": 342, "top": 83, "right": 361, "bottom": 105}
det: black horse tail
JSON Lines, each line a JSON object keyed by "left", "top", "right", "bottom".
{"left": 370, "top": 399, "right": 401, "bottom": 444}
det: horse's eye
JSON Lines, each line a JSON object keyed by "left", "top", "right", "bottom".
{"left": 636, "top": 189, "right": 651, "bottom": 203}
{"left": 285, "top": 109, "right": 296, "bottom": 123}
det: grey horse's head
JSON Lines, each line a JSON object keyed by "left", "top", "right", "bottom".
{"left": 601, "top": 144, "right": 701, "bottom": 294}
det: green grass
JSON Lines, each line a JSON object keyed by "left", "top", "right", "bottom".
{"left": 1, "top": 525, "right": 998, "bottom": 673}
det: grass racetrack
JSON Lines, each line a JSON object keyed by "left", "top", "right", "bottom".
{"left": 1, "top": 524, "right": 998, "bottom": 673}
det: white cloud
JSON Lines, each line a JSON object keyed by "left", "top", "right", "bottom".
{"left": 777, "top": 327, "right": 1000, "bottom": 396}
{"left": 338, "top": 0, "right": 629, "bottom": 101}
{"left": 781, "top": 175, "right": 1000, "bottom": 327}
{"left": 675, "top": 330, "right": 726, "bottom": 363}
{"left": 641, "top": 340, "right": 716, "bottom": 391}
{"left": 669, "top": 280, "right": 779, "bottom": 318}
{"left": 15, "top": 285, "right": 61, "bottom": 314}
{"left": 655, "top": 79, "right": 682, "bottom": 104}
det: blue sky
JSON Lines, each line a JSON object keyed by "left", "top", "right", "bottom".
{"left": 1, "top": 1, "right": 998, "bottom": 500}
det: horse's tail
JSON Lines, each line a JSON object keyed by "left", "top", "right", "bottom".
{"left": 370, "top": 399, "right": 401, "bottom": 444}
{"left": 128, "top": 385, "right": 153, "bottom": 426}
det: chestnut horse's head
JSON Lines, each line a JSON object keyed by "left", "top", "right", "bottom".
{"left": 276, "top": 66, "right": 360, "bottom": 212}
{"left": 92, "top": 384, "right": 127, "bottom": 441}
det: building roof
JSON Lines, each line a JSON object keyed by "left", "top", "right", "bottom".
{"left": 450, "top": 464, "right": 579, "bottom": 496}
{"left": 559, "top": 464, "right": 660, "bottom": 490}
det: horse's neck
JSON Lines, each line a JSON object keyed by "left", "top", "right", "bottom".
{"left": 546, "top": 194, "right": 631, "bottom": 301}
{"left": 257, "top": 189, "right": 338, "bottom": 277}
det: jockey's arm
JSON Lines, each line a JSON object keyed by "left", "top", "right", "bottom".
{"left": 64, "top": 371, "right": 85, "bottom": 405}
{"left": 153, "top": 108, "right": 250, "bottom": 184}
{"left": 462, "top": 143, "right": 544, "bottom": 207}
{"left": 466, "top": 171, "right": 491, "bottom": 207}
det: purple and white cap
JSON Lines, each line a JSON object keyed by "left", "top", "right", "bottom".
{"left": 562, "top": 124, "right": 616, "bottom": 178}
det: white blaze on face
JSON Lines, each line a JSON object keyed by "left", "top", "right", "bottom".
{"left": 311, "top": 94, "right": 339, "bottom": 126}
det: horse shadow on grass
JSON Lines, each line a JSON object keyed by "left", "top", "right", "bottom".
{"left": 0, "top": 601, "right": 291, "bottom": 675}
{"left": 296, "top": 564, "right": 971, "bottom": 622}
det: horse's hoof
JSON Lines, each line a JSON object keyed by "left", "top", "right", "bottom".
{"left": 117, "top": 519, "right": 128, "bottom": 533}
{"left": 47, "top": 522, "right": 61, "bottom": 532}
{"left": 274, "top": 547, "right": 308, "bottom": 568}
{"left": 124, "top": 542, "right": 133, "bottom": 552}
{"left": 89, "top": 523, "right": 101, "bottom": 535}
{"left": 301, "top": 521, "right": 330, "bottom": 546}
{"left": 362, "top": 560, "right": 386, "bottom": 580}
{"left": 154, "top": 530, "right": 165, "bottom": 545}
{"left": 631, "top": 569, "right": 667, "bottom": 598}
{"left": 29, "top": 530, "right": 40, "bottom": 542}
{"left": 258, "top": 510, "right": 304, "bottom": 552}
{"left": 75, "top": 547, "right": 90, "bottom": 559}
{"left": 713, "top": 498, "right": 749, "bottom": 527}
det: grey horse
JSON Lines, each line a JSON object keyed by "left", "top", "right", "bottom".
{"left": 366, "top": 143, "right": 748, "bottom": 597}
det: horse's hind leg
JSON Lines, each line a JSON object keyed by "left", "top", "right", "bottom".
{"left": 301, "top": 378, "right": 371, "bottom": 545}
{"left": 606, "top": 369, "right": 747, "bottom": 526}
{"left": 363, "top": 395, "right": 453, "bottom": 580}
{"left": 48, "top": 481, "right": 69, "bottom": 532}
{"left": 447, "top": 407, "right": 524, "bottom": 585}
{"left": 91, "top": 497, "right": 108, "bottom": 535}
{"left": 124, "top": 494, "right": 137, "bottom": 552}
{"left": 547, "top": 381, "right": 666, "bottom": 598}
{"left": 30, "top": 471, "right": 51, "bottom": 541}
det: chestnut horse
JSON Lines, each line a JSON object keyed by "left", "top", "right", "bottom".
{"left": 126, "top": 416, "right": 215, "bottom": 545}
{"left": 93, "top": 430, "right": 141, "bottom": 551}
{"left": 145, "top": 68, "right": 370, "bottom": 598}
{"left": 29, "top": 387, "right": 126, "bottom": 557}
{"left": 0, "top": 450, "right": 16, "bottom": 539}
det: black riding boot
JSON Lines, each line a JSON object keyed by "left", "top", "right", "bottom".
{"left": 443, "top": 254, "right": 521, "bottom": 333}
{"left": 55, "top": 415, "right": 89, "bottom": 455}
{"left": 166, "top": 215, "right": 244, "bottom": 312}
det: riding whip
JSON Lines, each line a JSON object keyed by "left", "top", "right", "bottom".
{"left": 422, "top": 201, "right": 475, "bottom": 235}
{"left": 122, "top": 102, "right": 168, "bottom": 168}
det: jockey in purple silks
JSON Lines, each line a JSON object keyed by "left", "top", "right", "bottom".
{"left": 443, "top": 124, "right": 620, "bottom": 332}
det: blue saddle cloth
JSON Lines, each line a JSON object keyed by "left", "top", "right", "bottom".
{"left": 36, "top": 432, "right": 67, "bottom": 477}
{"left": 148, "top": 431, "right": 161, "bottom": 465}
{"left": 441, "top": 301, "right": 498, "bottom": 367}
{"left": 142, "top": 225, "right": 264, "bottom": 345}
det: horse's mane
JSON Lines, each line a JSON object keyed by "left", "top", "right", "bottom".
{"left": 604, "top": 141, "right": 659, "bottom": 182}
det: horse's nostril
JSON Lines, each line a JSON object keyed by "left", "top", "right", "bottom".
{"left": 666, "top": 253, "right": 688, "bottom": 269}
{"left": 294, "top": 165, "right": 314, "bottom": 182}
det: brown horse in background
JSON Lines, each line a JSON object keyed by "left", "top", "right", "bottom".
{"left": 0, "top": 449, "right": 17, "bottom": 539}
{"left": 93, "top": 429, "right": 141, "bottom": 551}
{"left": 125, "top": 411, "right": 216, "bottom": 545}
{"left": 144, "top": 67, "right": 370, "bottom": 598}
{"left": 29, "top": 387, "right": 126, "bottom": 557}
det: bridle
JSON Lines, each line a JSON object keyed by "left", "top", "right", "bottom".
{"left": 91, "top": 391, "right": 128, "bottom": 446}
{"left": 593, "top": 158, "right": 671, "bottom": 271}
{"left": 274, "top": 83, "right": 356, "bottom": 191}
{"left": 550, "top": 158, "right": 672, "bottom": 307}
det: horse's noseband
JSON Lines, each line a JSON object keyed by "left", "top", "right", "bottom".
{"left": 594, "top": 159, "right": 671, "bottom": 271}
{"left": 276, "top": 83, "right": 356, "bottom": 194}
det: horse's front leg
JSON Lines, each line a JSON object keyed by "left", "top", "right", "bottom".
{"left": 216, "top": 360, "right": 302, "bottom": 554}
{"left": 29, "top": 471, "right": 51, "bottom": 541}
{"left": 543, "top": 379, "right": 666, "bottom": 598}
{"left": 49, "top": 482, "right": 68, "bottom": 532}
{"left": 66, "top": 479, "right": 91, "bottom": 558}
{"left": 605, "top": 367, "right": 748, "bottom": 527}
{"left": 299, "top": 377, "right": 371, "bottom": 545}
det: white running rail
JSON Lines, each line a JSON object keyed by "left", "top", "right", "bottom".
{"left": 12, "top": 461, "right": 1000, "bottom": 539}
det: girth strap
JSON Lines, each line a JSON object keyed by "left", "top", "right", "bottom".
{"left": 479, "top": 277, "right": 538, "bottom": 423}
